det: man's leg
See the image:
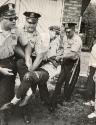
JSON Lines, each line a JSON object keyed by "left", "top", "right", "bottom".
{"left": 86, "top": 66, "right": 95, "bottom": 100}
{"left": 0, "top": 111, "right": 8, "bottom": 125}
{"left": 20, "top": 104, "right": 31, "bottom": 124}
{"left": 64, "top": 59, "right": 80, "bottom": 101}
{"left": 0, "top": 57, "right": 17, "bottom": 125}
{"left": 50, "top": 60, "right": 66, "bottom": 108}
{"left": 36, "top": 69, "right": 49, "bottom": 106}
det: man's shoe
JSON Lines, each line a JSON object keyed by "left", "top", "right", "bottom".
{"left": 23, "top": 114, "right": 31, "bottom": 124}
{"left": 88, "top": 112, "right": 96, "bottom": 118}
{"left": 83, "top": 100, "right": 95, "bottom": 106}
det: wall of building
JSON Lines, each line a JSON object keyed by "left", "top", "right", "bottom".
{"left": 15, "top": 0, "right": 63, "bottom": 34}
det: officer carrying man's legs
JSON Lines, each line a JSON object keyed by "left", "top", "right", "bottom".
{"left": 0, "top": 3, "right": 19, "bottom": 125}
{"left": 51, "top": 23, "right": 82, "bottom": 110}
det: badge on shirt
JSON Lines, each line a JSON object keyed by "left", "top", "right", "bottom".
{"left": 12, "top": 35, "right": 17, "bottom": 40}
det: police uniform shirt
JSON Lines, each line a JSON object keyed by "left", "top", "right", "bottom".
{"left": 89, "top": 43, "right": 96, "bottom": 67}
{"left": 63, "top": 33, "right": 82, "bottom": 60}
{"left": 18, "top": 28, "right": 46, "bottom": 56}
{"left": 0, "top": 25, "right": 18, "bottom": 59}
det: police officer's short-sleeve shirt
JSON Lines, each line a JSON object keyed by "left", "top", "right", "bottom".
{"left": 18, "top": 28, "right": 47, "bottom": 56}
{"left": 63, "top": 34, "right": 82, "bottom": 59}
{"left": 0, "top": 25, "right": 18, "bottom": 59}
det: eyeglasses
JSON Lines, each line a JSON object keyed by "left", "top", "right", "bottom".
{"left": 4, "top": 16, "right": 18, "bottom": 21}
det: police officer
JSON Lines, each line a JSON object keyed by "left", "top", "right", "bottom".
{"left": 0, "top": 3, "right": 18, "bottom": 125}
{"left": 4, "top": 11, "right": 50, "bottom": 124}
{"left": 19, "top": 25, "right": 61, "bottom": 104}
{"left": 51, "top": 23, "right": 82, "bottom": 110}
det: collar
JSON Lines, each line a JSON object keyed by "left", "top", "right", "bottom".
{"left": 0, "top": 24, "right": 16, "bottom": 34}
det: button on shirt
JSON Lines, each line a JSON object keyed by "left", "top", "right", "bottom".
{"left": 89, "top": 44, "right": 96, "bottom": 67}
{"left": 63, "top": 34, "right": 82, "bottom": 60}
{"left": 0, "top": 26, "right": 18, "bottom": 59}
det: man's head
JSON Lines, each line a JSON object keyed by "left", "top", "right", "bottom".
{"left": 0, "top": 3, "right": 18, "bottom": 30}
{"left": 63, "top": 23, "right": 77, "bottom": 39}
{"left": 24, "top": 11, "right": 41, "bottom": 33}
{"left": 49, "top": 26, "right": 60, "bottom": 40}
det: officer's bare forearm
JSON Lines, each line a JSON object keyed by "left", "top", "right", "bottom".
{"left": 25, "top": 44, "right": 32, "bottom": 62}
{"left": 15, "top": 46, "right": 25, "bottom": 58}
{"left": 31, "top": 54, "right": 43, "bottom": 71}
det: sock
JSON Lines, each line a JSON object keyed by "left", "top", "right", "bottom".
{"left": 11, "top": 95, "right": 21, "bottom": 105}
{"left": 26, "top": 88, "right": 33, "bottom": 96}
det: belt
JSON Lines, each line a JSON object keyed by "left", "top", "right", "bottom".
{"left": 0, "top": 55, "right": 15, "bottom": 61}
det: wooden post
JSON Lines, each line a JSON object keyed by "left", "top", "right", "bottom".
{"left": 78, "top": 16, "right": 82, "bottom": 34}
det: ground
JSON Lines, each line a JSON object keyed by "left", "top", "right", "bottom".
{"left": 6, "top": 76, "right": 96, "bottom": 125}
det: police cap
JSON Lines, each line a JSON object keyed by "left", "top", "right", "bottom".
{"left": 0, "top": 3, "right": 16, "bottom": 18}
{"left": 24, "top": 12, "right": 41, "bottom": 19}
{"left": 23, "top": 11, "right": 41, "bottom": 24}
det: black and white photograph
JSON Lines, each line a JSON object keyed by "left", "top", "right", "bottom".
{"left": 0, "top": 0, "right": 96, "bottom": 125}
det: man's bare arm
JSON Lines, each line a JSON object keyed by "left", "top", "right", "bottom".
{"left": 25, "top": 43, "right": 33, "bottom": 71}
{"left": 31, "top": 53, "right": 44, "bottom": 71}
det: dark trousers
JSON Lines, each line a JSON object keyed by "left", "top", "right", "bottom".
{"left": 0, "top": 56, "right": 17, "bottom": 120}
{"left": 16, "top": 59, "right": 50, "bottom": 104}
{"left": 51, "top": 58, "right": 80, "bottom": 105}
{"left": 0, "top": 56, "right": 17, "bottom": 108}
{"left": 86, "top": 66, "right": 95, "bottom": 100}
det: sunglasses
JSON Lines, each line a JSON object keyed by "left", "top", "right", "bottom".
{"left": 4, "top": 16, "right": 18, "bottom": 21}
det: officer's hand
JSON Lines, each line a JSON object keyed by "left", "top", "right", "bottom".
{"left": 25, "top": 58, "right": 32, "bottom": 71}
{"left": 0, "top": 67, "right": 14, "bottom": 75}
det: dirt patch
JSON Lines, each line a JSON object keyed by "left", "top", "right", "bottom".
{"left": 6, "top": 77, "right": 96, "bottom": 125}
